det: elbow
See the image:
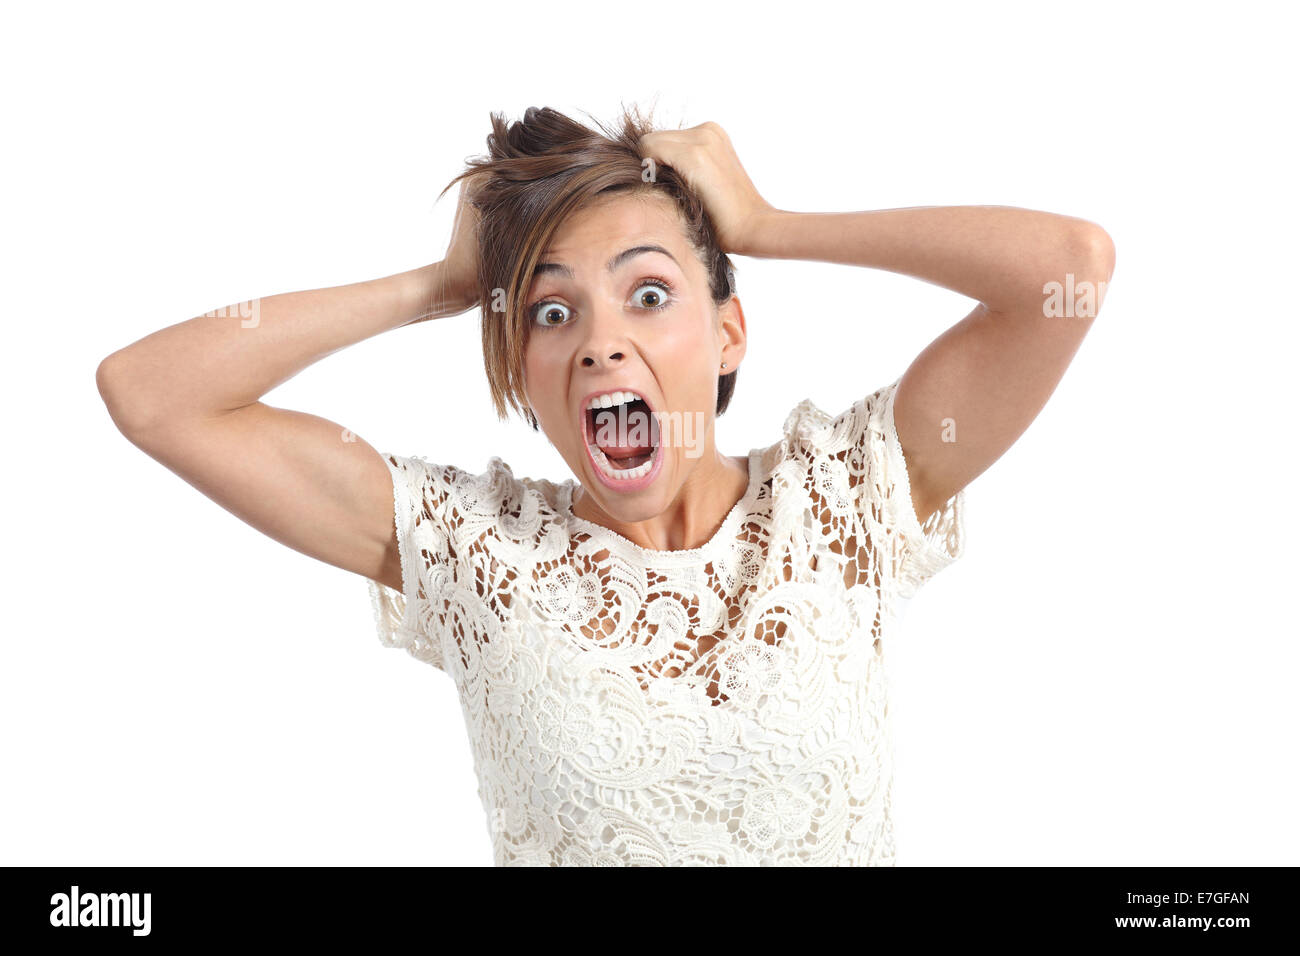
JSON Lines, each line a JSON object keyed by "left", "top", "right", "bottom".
{"left": 95, "top": 351, "right": 123, "bottom": 406}
{"left": 1086, "top": 224, "right": 1116, "bottom": 282}
{"left": 96, "top": 349, "right": 163, "bottom": 436}
{"left": 1047, "top": 221, "right": 1115, "bottom": 321}
{"left": 1069, "top": 221, "right": 1116, "bottom": 283}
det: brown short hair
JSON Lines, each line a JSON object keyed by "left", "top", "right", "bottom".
{"left": 439, "top": 105, "right": 739, "bottom": 431}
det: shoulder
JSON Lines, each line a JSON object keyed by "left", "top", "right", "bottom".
{"left": 393, "top": 453, "right": 570, "bottom": 533}
{"left": 773, "top": 380, "right": 938, "bottom": 527}
{"left": 776, "top": 382, "right": 895, "bottom": 466}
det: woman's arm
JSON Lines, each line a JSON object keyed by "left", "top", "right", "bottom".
{"left": 96, "top": 180, "right": 484, "bottom": 592}
{"left": 637, "top": 123, "right": 1116, "bottom": 526}
{"left": 742, "top": 205, "right": 1116, "bottom": 524}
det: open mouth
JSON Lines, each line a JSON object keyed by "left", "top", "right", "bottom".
{"left": 581, "top": 394, "right": 662, "bottom": 483}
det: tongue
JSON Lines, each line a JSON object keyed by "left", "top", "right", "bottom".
{"left": 593, "top": 402, "right": 654, "bottom": 461}
{"left": 596, "top": 431, "right": 652, "bottom": 461}
{"left": 601, "top": 443, "right": 651, "bottom": 463}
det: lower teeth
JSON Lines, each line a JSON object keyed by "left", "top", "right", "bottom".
{"left": 589, "top": 444, "right": 656, "bottom": 480}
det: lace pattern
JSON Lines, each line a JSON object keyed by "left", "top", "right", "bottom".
{"left": 366, "top": 378, "right": 965, "bottom": 864}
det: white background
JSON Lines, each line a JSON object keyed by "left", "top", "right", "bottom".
{"left": 3, "top": 0, "right": 1296, "bottom": 866}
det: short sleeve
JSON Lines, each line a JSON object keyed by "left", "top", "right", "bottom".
{"left": 864, "top": 379, "right": 966, "bottom": 598}
{"left": 366, "top": 452, "right": 460, "bottom": 675}
{"left": 778, "top": 378, "right": 966, "bottom": 599}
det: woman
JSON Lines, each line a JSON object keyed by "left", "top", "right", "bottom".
{"left": 96, "top": 105, "right": 1115, "bottom": 865}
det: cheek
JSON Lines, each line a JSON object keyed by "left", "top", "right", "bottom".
{"left": 655, "top": 312, "right": 719, "bottom": 390}
{"left": 650, "top": 311, "right": 707, "bottom": 362}
{"left": 522, "top": 345, "right": 547, "bottom": 398}
{"left": 522, "top": 347, "right": 567, "bottom": 430}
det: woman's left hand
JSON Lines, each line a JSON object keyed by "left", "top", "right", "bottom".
{"left": 638, "top": 122, "right": 776, "bottom": 256}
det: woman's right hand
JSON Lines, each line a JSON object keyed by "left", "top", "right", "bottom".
{"left": 431, "top": 170, "right": 489, "bottom": 318}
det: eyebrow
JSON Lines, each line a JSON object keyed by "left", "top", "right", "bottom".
{"left": 532, "top": 244, "right": 680, "bottom": 280}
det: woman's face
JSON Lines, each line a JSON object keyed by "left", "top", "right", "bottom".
{"left": 522, "top": 191, "right": 745, "bottom": 523}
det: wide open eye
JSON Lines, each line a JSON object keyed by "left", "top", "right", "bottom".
{"left": 631, "top": 278, "right": 673, "bottom": 311}
{"left": 532, "top": 300, "right": 571, "bottom": 328}
{"left": 531, "top": 277, "right": 673, "bottom": 329}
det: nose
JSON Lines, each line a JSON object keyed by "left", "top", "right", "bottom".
{"left": 577, "top": 302, "right": 630, "bottom": 369}
{"left": 581, "top": 349, "right": 624, "bottom": 368}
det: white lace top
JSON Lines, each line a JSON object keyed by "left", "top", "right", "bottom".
{"left": 366, "top": 378, "right": 965, "bottom": 865}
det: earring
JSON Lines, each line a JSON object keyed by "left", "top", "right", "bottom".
{"left": 721, "top": 362, "right": 728, "bottom": 370}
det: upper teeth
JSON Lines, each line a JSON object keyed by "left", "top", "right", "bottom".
{"left": 587, "top": 390, "right": 642, "bottom": 410}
